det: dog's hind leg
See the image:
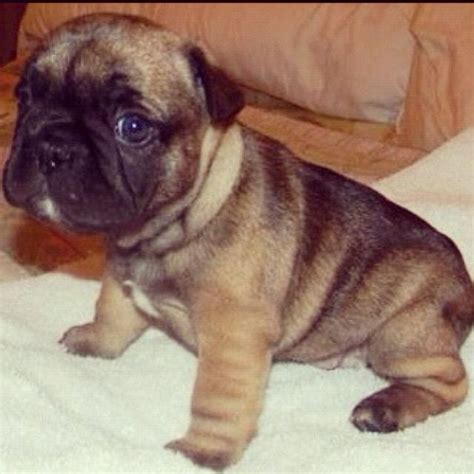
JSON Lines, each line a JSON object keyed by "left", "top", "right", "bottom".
{"left": 351, "top": 296, "right": 468, "bottom": 432}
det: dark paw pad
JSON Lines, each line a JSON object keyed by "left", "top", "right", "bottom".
{"left": 59, "top": 324, "right": 123, "bottom": 359}
{"left": 350, "top": 396, "right": 400, "bottom": 433}
{"left": 59, "top": 327, "right": 96, "bottom": 357}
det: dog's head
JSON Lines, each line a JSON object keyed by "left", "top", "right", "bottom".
{"left": 2, "top": 13, "right": 243, "bottom": 234}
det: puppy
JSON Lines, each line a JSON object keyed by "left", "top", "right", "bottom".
{"left": 3, "top": 13, "right": 473, "bottom": 470}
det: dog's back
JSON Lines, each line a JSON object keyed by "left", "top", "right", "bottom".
{"left": 235, "top": 127, "right": 474, "bottom": 362}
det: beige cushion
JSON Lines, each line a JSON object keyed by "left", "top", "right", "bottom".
{"left": 396, "top": 4, "right": 474, "bottom": 151}
{"left": 17, "top": 3, "right": 416, "bottom": 124}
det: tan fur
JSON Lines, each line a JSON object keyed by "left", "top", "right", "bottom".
{"left": 7, "top": 13, "right": 472, "bottom": 471}
{"left": 184, "top": 124, "right": 244, "bottom": 235}
{"left": 167, "top": 286, "right": 279, "bottom": 467}
{"left": 117, "top": 125, "right": 226, "bottom": 250}
{"left": 61, "top": 272, "right": 150, "bottom": 359}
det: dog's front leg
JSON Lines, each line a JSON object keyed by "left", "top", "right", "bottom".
{"left": 167, "top": 291, "right": 279, "bottom": 470}
{"left": 60, "top": 272, "right": 150, "bottom": 359}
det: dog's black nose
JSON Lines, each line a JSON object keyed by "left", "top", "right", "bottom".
{"left": 35, "top": 129, "right": 89, "bottom": 176}
{"left": 25, "top": 112, "right": 87, "bottom": 176}
{"left": 37, "top": 139, "right": 72, "bottom": 175}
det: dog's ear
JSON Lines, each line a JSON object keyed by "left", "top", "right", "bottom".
{"left": 187, "top": 46, "right": 244, "bottom": 124}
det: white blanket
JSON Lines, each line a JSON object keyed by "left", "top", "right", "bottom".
{"left": 1, "top": 128, "right": 473, "bottom": 473}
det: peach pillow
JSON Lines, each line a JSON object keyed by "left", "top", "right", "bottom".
{"left": 396, "top": 4, "right": 474, "bottom": 151}
{"left": 17, "top": 3, "right": 416, "bottom": 124}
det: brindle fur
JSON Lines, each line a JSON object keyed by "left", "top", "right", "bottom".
{"left": 3, "top": 13, "right": 473, "bottom": 471}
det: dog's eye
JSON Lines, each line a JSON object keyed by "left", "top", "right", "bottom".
{"left": 115, "top": 114, "right": 153, "bottom": 145}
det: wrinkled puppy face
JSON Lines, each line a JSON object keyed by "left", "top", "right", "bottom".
{"left": 3, "top": 14, "right": 242, "bottom": 234}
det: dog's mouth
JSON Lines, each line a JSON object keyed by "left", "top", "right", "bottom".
{"left": 15, "top": 188, "right": 131, "bottom": 236}
{"left": 4, "top": 150, "right": 142, "bottom": 237}
{"left": 19, "top": 194, "right": 85, "bottom": 234}
{"left": 28, "top": 196, "right": 62, "bottom": 223}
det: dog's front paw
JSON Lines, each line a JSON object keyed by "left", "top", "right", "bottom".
{"left": 166, "top": 436, "right": 241, "bottom": 471}
{"left": 59, "top": 323, "right": 123, "bottom": 359}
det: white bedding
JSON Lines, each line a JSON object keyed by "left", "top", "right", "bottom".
{"left": 1, "top": 128, "right": 473, "bottom": 473}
